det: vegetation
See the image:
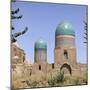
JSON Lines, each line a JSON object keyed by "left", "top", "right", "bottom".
{"left": 48, "top": 72, "right": 65, "bottom": 87}
{"left": 31, "top": 81, "right": 38, "bottom": 88}
{"left": 73, "top": 77, "right": 81, "bottom": 85}
{"left": 84, "top": 21, "right": 88, "bottom": 44}
{"left": 11, "top": 0, "right": 28, "bottom": 43}
{"left": 12, "top": 72, "right": 87, "bottom": 89}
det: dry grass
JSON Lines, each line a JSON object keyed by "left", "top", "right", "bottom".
{"left": 12, "top": 71, "right": 88, "bottom": 89}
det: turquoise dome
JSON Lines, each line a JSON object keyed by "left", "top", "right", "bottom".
{"left": 35, "top": 39, "right": 47, "bottom": 50}
{"left": 56, "top": 21, "right": 75, "bottom": 36}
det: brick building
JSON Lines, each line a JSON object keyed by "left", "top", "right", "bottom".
{"left": 12, "top": 21, "right": 87, "bottom": 83}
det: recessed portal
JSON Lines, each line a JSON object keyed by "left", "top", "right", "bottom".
{"left": 60, "top": 63, "right": 72, "bottom": 75}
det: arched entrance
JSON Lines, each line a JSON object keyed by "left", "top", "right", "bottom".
{"left": 60, "top": 63, "right": 72, "bottom": 76}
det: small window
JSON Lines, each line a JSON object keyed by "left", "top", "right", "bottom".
{"left": 23, "top": 56, "right": 25, "bottom": 62}
{"left": 52, "top": 64, "right": 54, "bottom": 69}
{"left": 64, "top": 50, "right": 68, "bottom": 59}
{"left": 39, "top": 65, "right": 41, "bottom": 70}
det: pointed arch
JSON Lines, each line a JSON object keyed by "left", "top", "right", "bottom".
{"left": 60, "top": 63, "right": 72, "bottom": 75}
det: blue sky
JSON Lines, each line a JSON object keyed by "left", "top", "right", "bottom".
{"left": 12, "top": 1, "right": 87, "bottom": 64}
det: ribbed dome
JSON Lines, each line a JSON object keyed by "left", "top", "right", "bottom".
{"left": 35, "top": 39, "right": 47, "bottom": 50}
{"left": 56, "top": 21, "right": 75, "bottom": 36}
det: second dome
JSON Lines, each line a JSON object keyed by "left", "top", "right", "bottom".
{"left": 35, "top": 39, "right": 47, "bottom": 50}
